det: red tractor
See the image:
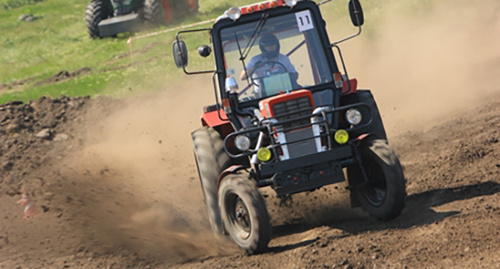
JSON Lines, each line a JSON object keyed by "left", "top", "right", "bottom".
{"left": 173, "top": 0, "right": 406, "bottom": 254}
{"left": 85, "top": 0, "right": 198, "bottom": 38}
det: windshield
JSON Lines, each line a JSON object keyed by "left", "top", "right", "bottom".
{"left": 220, "top": 10, "right": 333, "bottom": 102}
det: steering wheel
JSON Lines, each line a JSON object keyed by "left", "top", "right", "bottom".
{"left": 248, "top": 60, "right": 289, "bottom": 88}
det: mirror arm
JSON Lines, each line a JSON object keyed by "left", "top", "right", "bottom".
{"left": 331, "top": 44, "right": 350, "bottom": 87}
{"left": 318, "top": 0, "right": 333, "bottom": 5}
{"left": 330, "top": 25, "right": 362, "bottom": 47}
{"left": 176, "top": 28, "right": 216, "bottom": 75}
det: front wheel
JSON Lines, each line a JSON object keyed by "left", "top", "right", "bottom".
{"left": 85, "top": 0, "right": 111, "bottom": 38}
{"left": 192, "top": 127, "right": 230, "bottom": 235}
{"left": 218, "top": 175, "right": 271, "bottom": 255}
{"left": 354, "top": 139, "right": 406, "bottom": 220}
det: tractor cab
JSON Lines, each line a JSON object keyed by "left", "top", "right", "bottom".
{"left": 174, "top": 0, "right": 363, "bottom": 132}
{"left": 219, "top": 6, "right": 334, "bottom": 102}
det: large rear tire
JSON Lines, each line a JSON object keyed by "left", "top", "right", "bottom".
{"left": 218, "top": 175, "right": 271, "bottom": 255}
{"left": 144, "top": 0, "right": 167, "bottom": 24}
{"left": 353, "top": 139, "right": 406, "bottom": 220}
{"left": 85, "top": 0, "right": 111, "bottom": 39}
{"left": 192, "top": 127, "right": 230, "bottom": 235}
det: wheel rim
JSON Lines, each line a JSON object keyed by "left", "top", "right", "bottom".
{"left": 362, "top": 159, "right": 387, "bottom": 206}
{"left": 225, "top": 193, "right": 251, "bottom": 240}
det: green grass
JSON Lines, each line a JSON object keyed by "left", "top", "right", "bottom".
{"left": 0, "top": 0, "right": 412, "bottom": 104}
{"left": 0, "top": 0, "right": 265, "bottom": 103}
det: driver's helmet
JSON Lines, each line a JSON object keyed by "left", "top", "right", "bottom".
{"left": 259, "top": 34, "right": 280, "bottom": 59}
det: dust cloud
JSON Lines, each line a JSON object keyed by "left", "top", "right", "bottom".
{"left": 335, "top": 0, "right": 500, "bottom": 137}
{"left": 57, "top": 74, "right": 237, "bottom": 262}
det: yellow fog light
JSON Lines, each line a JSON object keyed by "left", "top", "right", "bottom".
{"left": 334, "top": 130, "right": 349, "bottom": 144}
{"left": 257, "top": 147, "right": 272, "bottom": 162}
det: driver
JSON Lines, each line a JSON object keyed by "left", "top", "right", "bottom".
{"left": 240, "top": 34, "right": 298, "bottom": 96}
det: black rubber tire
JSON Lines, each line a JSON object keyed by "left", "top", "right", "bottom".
{"left": 218, "top": 174, "right": 271, "bottom": 255}
{"left": 354, "top": 139, "right": 406, "bottom": 220}
{"left": 85, "top": 0, "right": 110, "bottom": 39}
{"left": 192, "top": 127, "right": 231, "bottom": 235}
{"left": 143, "top": 0, "right": 165, "bottom": 24}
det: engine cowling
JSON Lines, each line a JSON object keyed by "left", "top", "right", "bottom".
{"left": 258, "top": 90, "right": 325, "bottom": 160}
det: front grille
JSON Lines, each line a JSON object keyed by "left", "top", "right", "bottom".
{"left": 224, "top": 99, "right": 373, "bottom": 162}
{"left": 271, "top": 97, "right": 320, "bottom": 160}
{"left": 285, "top": 128, "right": 318, "bottom": 159}
{"left": 272, "top": 97, "right": 312, "bottom": 129}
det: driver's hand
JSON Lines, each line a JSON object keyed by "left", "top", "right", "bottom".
{"left": 240, "top": 61, "right": 265, "bottom": 80}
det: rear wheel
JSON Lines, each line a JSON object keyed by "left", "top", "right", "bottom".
{"left": 192, "top": 127, "right": 230, "bottom": 234}
{"left": 144, "top": 0, "right": 168, "bottom": 24}
{"left": 218, "top": 175, "right": 271, "bottom": 255}
{"left": 85, "top": 0, "right": 111, "bottom": 38}
{"left": 353, "top": 139, "right": 406, "bottom": 220}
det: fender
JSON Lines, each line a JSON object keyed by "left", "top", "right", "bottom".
{"left": 352, "top": 133, "right": 381, "bottom": 151}
{"left": 201, "top": 109, "right": 234, "bottom": 137}
{"left": 217, "top": 165, "right": 246, "bottom": 189}
{"left": 340, "top": 90, "right": 387, "bottom": 140}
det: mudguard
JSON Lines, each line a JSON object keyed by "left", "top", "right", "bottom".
{"left": 201, "top": 109, "right": 234, "bottom": 137}
{"left": 340, "top": 90, "right": 387, "bottom": 140}
{"left": 217, "top": 165, "right": 247, "bottom": 189}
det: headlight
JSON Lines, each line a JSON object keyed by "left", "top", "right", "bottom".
{"left": 346, "top": 108, "right": 362, "bottom": 125}
{"left": 285, "top": 0, "right": 298, "bottom": 7}
{"left": 235, "top": 135, "right": 251, "bottom": 151}
{"left": 227, "top": 7, "right": 241, "bottom": 21}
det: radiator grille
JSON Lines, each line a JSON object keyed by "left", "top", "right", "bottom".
{"left": 272, "top": 97, "right": 312, "bottom": 129}
{"left": 271, "top": 96, "right": 319, "bottom": 159}
{"left": 285, "top": 129, "right": 317, "bottom": 159}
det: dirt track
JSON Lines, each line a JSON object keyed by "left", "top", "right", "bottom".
{"left": 0, "top": 90, "right": 498, "bottom": 269}
{"left": 1, "top": 0, "right": 500, "bottom": 268}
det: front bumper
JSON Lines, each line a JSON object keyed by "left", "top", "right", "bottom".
{"left": 261, "top": 145, "right": 354, "bottom": 196}
{"left": 98, "top": 13, "right": 142, "bottom": 37}
{"left": 260, "top": 145, "right": 352, "bottom": 176}
{"left": 224, "top": 102, "right": 372, "bottom": 196}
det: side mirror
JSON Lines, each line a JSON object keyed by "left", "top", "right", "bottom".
{"left": 173, "top": 40, "right": 188, "bottom": 68}
{"left": 198, "top": 45, "right": 212, "bottom": 58}
{"left": 348, "top": 0, "right": 364, "bottom": 27}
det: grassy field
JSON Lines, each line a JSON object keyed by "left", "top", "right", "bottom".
{"left": 0, "top": 0, "right": 396, "bottom": 104}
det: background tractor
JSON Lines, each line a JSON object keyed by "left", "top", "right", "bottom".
{"left": 85, "top": 0, "right": 199, "bottom": 38}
